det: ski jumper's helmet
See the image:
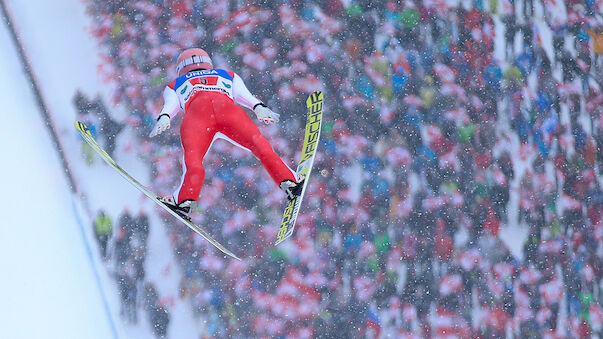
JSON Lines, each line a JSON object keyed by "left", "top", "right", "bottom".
{"left": 176, "top": 48, "right": 213, "bottom": 76}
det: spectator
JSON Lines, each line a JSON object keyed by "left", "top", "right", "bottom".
{"left": 143, "top": 282, "right": 159, "bottom": 312}
{"left": 93, "top": 209, "right": 112, "bottom": 260}
{"left": 150, "top": 306, "right": 169, "bottom": 338}
{"left": 91, "top": 94, "right": 124, "bottom": 157}
{"left": 113, "top": 224, "right": 130, "bottom": 271}
{"left": 72, "top": 91, "right": 123, "bottom": 157}
{"left": 133, "top": 209, "right": 150, "bottom": 248}
{"left": 117, "top": 268, "right": 137, "bottom": 324}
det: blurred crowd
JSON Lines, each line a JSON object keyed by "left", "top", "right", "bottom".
{"left": 91, "top": 207, "right": 170, "bottom": 338}
{"left": 80, "top": 0, "right": 603, "bottom": 338}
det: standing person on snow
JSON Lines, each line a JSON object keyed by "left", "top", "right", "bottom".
{"left": 149, "top": 48, "right": 303, "bottom": 219}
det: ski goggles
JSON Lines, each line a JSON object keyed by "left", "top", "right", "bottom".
{"left": 176, "top": 55, "right": 213, "bottom": 74}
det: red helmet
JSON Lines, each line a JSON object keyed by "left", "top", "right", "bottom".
{"left": 176, "top": 48, "right": 213, "bottom": 76}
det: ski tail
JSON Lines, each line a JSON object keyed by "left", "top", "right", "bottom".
{"left": 275, "top": 91, "right": 323, "bottom": 245}
{"left": 74, "top": 121, "right": 241, "bottom": 260}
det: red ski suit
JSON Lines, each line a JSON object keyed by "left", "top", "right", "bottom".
{"left": 158, "top": 69, "right": 296, "bottom": 203}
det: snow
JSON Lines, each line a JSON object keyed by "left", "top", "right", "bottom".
{"left": 1, "top": 0, "right": 202, "bottom": 338}
{"left": 0, "top": 12, "right": 115, "bottom": 339}
{"left": 2, "top": 0, "right": 600, "bottom": 337}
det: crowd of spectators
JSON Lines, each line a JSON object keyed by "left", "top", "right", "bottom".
{"left": 112, "top": 208, "right": 148, "bottom": 324}
{"left": 113, "top": 208, "right": 172, "bottom": 337}
{"left": 80, "top": 0, "right": 603, "bottom": 338}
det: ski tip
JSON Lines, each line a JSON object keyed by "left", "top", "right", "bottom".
{"left": 307, "top": 91, "right": 323, "bottom": 105}
{"left": 218, "top": 244, "right": 241, "bottom": 260}
{"left": 222, "top": 251, "right": 241, "bottom": 261}
{"left": 74, "top": 121, "right": 92, "bottom": 136}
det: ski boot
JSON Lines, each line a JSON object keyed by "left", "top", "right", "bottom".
{"left": 159, "top": 197, "right": 193, "bottom": 221}
{"left": 280, "top": 178, "right": 305, "bottom": 201}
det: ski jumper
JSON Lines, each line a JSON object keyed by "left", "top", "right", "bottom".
{"left": 158, "top": 69, "right": 297, "bottom": 203}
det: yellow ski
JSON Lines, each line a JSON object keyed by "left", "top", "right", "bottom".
{"left": 74, "top": 121, "right": 240, "bottom": 260}
{"left": 276, "top": 91, "right": 323, "bottom": 245}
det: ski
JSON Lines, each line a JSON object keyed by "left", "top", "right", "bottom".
{"left": 275, "top": 91, "right": 323, "bottom": 245}
{"left": 74, "top": 121, "right": 241, "bottom": 260}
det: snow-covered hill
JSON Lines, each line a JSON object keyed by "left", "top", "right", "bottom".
{"left": 0, "top": 7, "right": 116, "bottom": 338}
{"left": 0, "top": 0, "right": 202, "bottom": 338}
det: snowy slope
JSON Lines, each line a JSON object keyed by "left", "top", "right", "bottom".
{"left": 0, "top": 12, "right": 116, "bottom": 339}
{"left": 1, "top": 0, "right": 203, "bottom": 338}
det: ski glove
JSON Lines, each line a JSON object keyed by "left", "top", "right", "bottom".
{"left": 254, "top": 104, "right": 279, "bottom": 124}
{"left": 149, "top": 114, "right": 171, "bottom": 137}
